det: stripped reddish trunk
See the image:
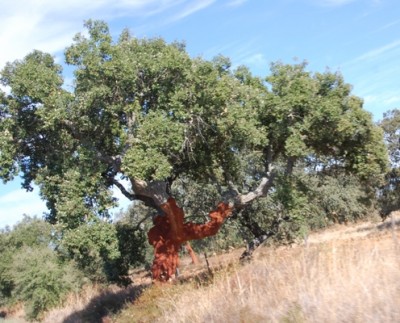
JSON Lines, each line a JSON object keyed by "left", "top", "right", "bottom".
{"left": 185, "top": 242, "right": 199, "bottom": 264}
{"left": 147, "top": 197, "right": 232, "bottom": 282}
{"left": 130, "top": 176, "right": 275, "bottom": 282}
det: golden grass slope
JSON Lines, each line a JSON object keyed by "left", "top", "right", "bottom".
{"left": 155, "top": 216, "right": 400, "bottom": 323}
{"left": 33, "top": 213, "right": 400, "bottom": 322}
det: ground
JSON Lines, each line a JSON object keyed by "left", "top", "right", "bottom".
{"left": 2, "top": 212, "right": 399, "bottom": 322}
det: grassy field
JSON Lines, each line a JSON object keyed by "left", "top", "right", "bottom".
{"left": 155, "top": 226, "right": 400, "bottom": 322}
{"left": 5, "top": 214, "right": 400, "bottom": 322}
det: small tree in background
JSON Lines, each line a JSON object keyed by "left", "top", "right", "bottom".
{"left": 0, "top": 217, "right": 83, "bottom": 320}
{"left": 378, "top": 109, "right": 400, "bottom": 216}
{"left": 11, "top": 246, "right": 82, "bottom": 321}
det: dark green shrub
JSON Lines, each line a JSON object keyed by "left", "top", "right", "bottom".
{"left": 377, "top": 109, "right": 400, "bottom": 217}
{"left": 11, "top": 246, "right": 83, "bottom": 321}
{"left": 59, "top": 220, "right": 121, "bottom": 283}
{"left": 0, "top": 217, "right": 54, "bottom": 306}
{"left": 0, "top": 234, "right": 14, "bottom": 305}
{"left": 114, "top": 222, "right": 148, "bottom": 275}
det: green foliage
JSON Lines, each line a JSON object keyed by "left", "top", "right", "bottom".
{"left": 0, "top": 217, "right": 84, "bottom": 320}
{"left": 307, "top": 174, "right": 371, "bottom": 225}
{"left": 236, "top": 169, "right": 374, "bottom": 244}
{"left": 191, "top": 217, "right": 246, "bottom": 253}
{"left": 11, "top": 246, "right": 82, "bottom": 321}
{"left": 7, "top": 215, "right": 53, "bottom": 248}
{"left": 59, "top": 220, "right": 121, "bottom": 283}
{"left": 261, "top": 62, "right": 388, "bottom": 182}
{"left": 171, "top": 178, "right": 241, "bottom": 252}
{"left": 0, "top": 213, "right": 150, "bottom": 321}
{"left": 40, "top": 169, "right": 117, "bottom": 228}
{"left": 378, "top": 109, "right": 400, "bottom": 215}
{"left": 0, "top": 20, "right": 267, "bottom": 226}
{"left": 0, "top": 232, "right": 14, "bottom": 303}
{"left": 114, "top": 221, "right": 148, "bottom": 274}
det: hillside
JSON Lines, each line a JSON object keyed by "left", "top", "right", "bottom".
{"left": 4, "top": 213, "right": 400, "bottom": 322}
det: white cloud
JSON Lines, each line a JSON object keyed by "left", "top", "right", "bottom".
{"left": 311, "top": 0, "right": 357, "bottom": 6}
{"left": 243, "top": 53, "right": 267, "bottom": 67}
{"left": 227, "top": 0, "right": 249, "bottom": 7}
{"left": 383, "top": 95, "right": 400, "bottom": 106}
{"left": 353, "top": 39, "right": 400, "bottom": 62}
{"left": 0, "top": 189, "right": 47, "bottom": 228}
{"left": 0, "top": 0, "right": 211, "bottom": 69}
{"left": 169, "top": 0, "right": 216, "bottom": 22}
{"left": 375, "top": 19, "right": 400, "bottom": 32}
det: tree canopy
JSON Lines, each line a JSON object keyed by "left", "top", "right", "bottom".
{"left": 0, "top": 20, "right": 388, "bottom": 228}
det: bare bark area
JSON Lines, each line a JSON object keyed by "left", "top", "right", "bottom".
{"left": 233, "top": 173, "right": 277, "bottom": 208}
{"left": 127, "top": 174, "right": 277, "bottom": 282}
{"left": 131, "top": 179, "right": 170, "bottom": 206}
{"left": 185, "top": 242, "right": 199, "bottom": 264}
{"left": 147, "top": 197, "right": 232, "bottom": 282}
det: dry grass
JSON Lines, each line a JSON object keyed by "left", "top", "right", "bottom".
{"left": 42, "top": 282, "right": 147, "bottom": 323}
{"left": 155, "top": 224, "right": 400, "bottom": 322}
{"left": 8, "top": 215, "right": 398, "bottom": 322}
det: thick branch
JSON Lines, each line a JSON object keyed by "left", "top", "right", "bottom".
{"left": 112, "top": 179, "right": 134, "bottom": 200}
{"left": 130, "top": 179, "right": 170, "bottom": 207}
{"left": 113, "top": 178, "right": 161, "bottom": 211}
{"left": 233, "top": 170, "right": 277, "bottom": 209}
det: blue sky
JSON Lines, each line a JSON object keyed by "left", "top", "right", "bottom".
{"left": 1, "top": 0, "right": 399, "bottom": 228}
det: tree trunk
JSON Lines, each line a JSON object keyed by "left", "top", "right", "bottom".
{"left": 147, "top": 197, "right": 232, "bottom": 282}
{"left": 127, "top": 175, "right": 276, "bottom": 282}
{"left": 185, "top": 242, "right": 199, "bottom": 264}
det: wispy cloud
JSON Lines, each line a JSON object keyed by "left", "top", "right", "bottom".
{"left": 375, "top": 19, "right": 400, "bottom": 32}
{"left": 0, "top": 0, "right": 207, "bottom": 69}
{"left": 353, "top": 39, "right": 400, "bottom": 62}
{"left": 0, "top": 189, "right": 47, "bottom": 228}
{"left": 243, "top": 53, "right": 268, "bottom": 69}
{"left": 227, "top": 0, "right": 249, "bottom": 7}
{"left": 361, "top": 91, "right": 400, "bottom": 120}
{"left": 383, "top": 95, "right": 400, "bottom": 106}
{"left": 169, "top": 0, "right": 216, "bottom": 22}
{"left": 363, "top": 93, "right": 400, "bottom": 107}
{"left": 311, "top": 0, "right": 357, "bottom": 7}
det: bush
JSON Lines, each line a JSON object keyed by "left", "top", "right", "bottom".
{"left": 114, "top": 222, "right": 148, "bottom": 276}
{"left": 0, "top": 216, "right": 85, "bottom": 320}
{"left": 0, "top": 216, "right": 54, "bottom": 307}
{"left": 11, "top": 246, "right": 83, "bottom": 321}
{"left": 0, "top": 235, "right": 14, "bottom": 305}
{"left": 59, "top": 220, "right": 121, "bottom": 283}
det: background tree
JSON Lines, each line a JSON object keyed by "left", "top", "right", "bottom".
{"left": 378, "top": 109, "right": 400, "bottom": 216}
{"left": 0, "top": 20, "right": 388, "bottom": 281}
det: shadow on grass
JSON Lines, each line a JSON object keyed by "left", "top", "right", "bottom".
{"left": 355, "top": 218, "right": 400, "bottom": 234}
{"left": 62, "top": 283, "right": 150, "bottom": 323}
{"left": 377, "top": 218, "right": 400, "bottom": 231}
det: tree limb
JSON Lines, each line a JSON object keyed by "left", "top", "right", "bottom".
{"left": 233, "top": 170, "right": 277, "bottom": 209}
{"left": 112, "top": 179, "right": 134, "bottom": 200}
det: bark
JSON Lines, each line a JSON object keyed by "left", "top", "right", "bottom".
{"left": 233, "top": 172, "right": 277, "bottom": 208}
{"left": 238, "top": 207, "right": 271, "bottom": 261}
{"left": 127, "top": 173, "right": 276, "bottom": 282}
{"left": 185, "top": 242, "right": 199, "bottom": 264}
{"left": 147, "top": 197, "right": 232, "bottom": 282}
